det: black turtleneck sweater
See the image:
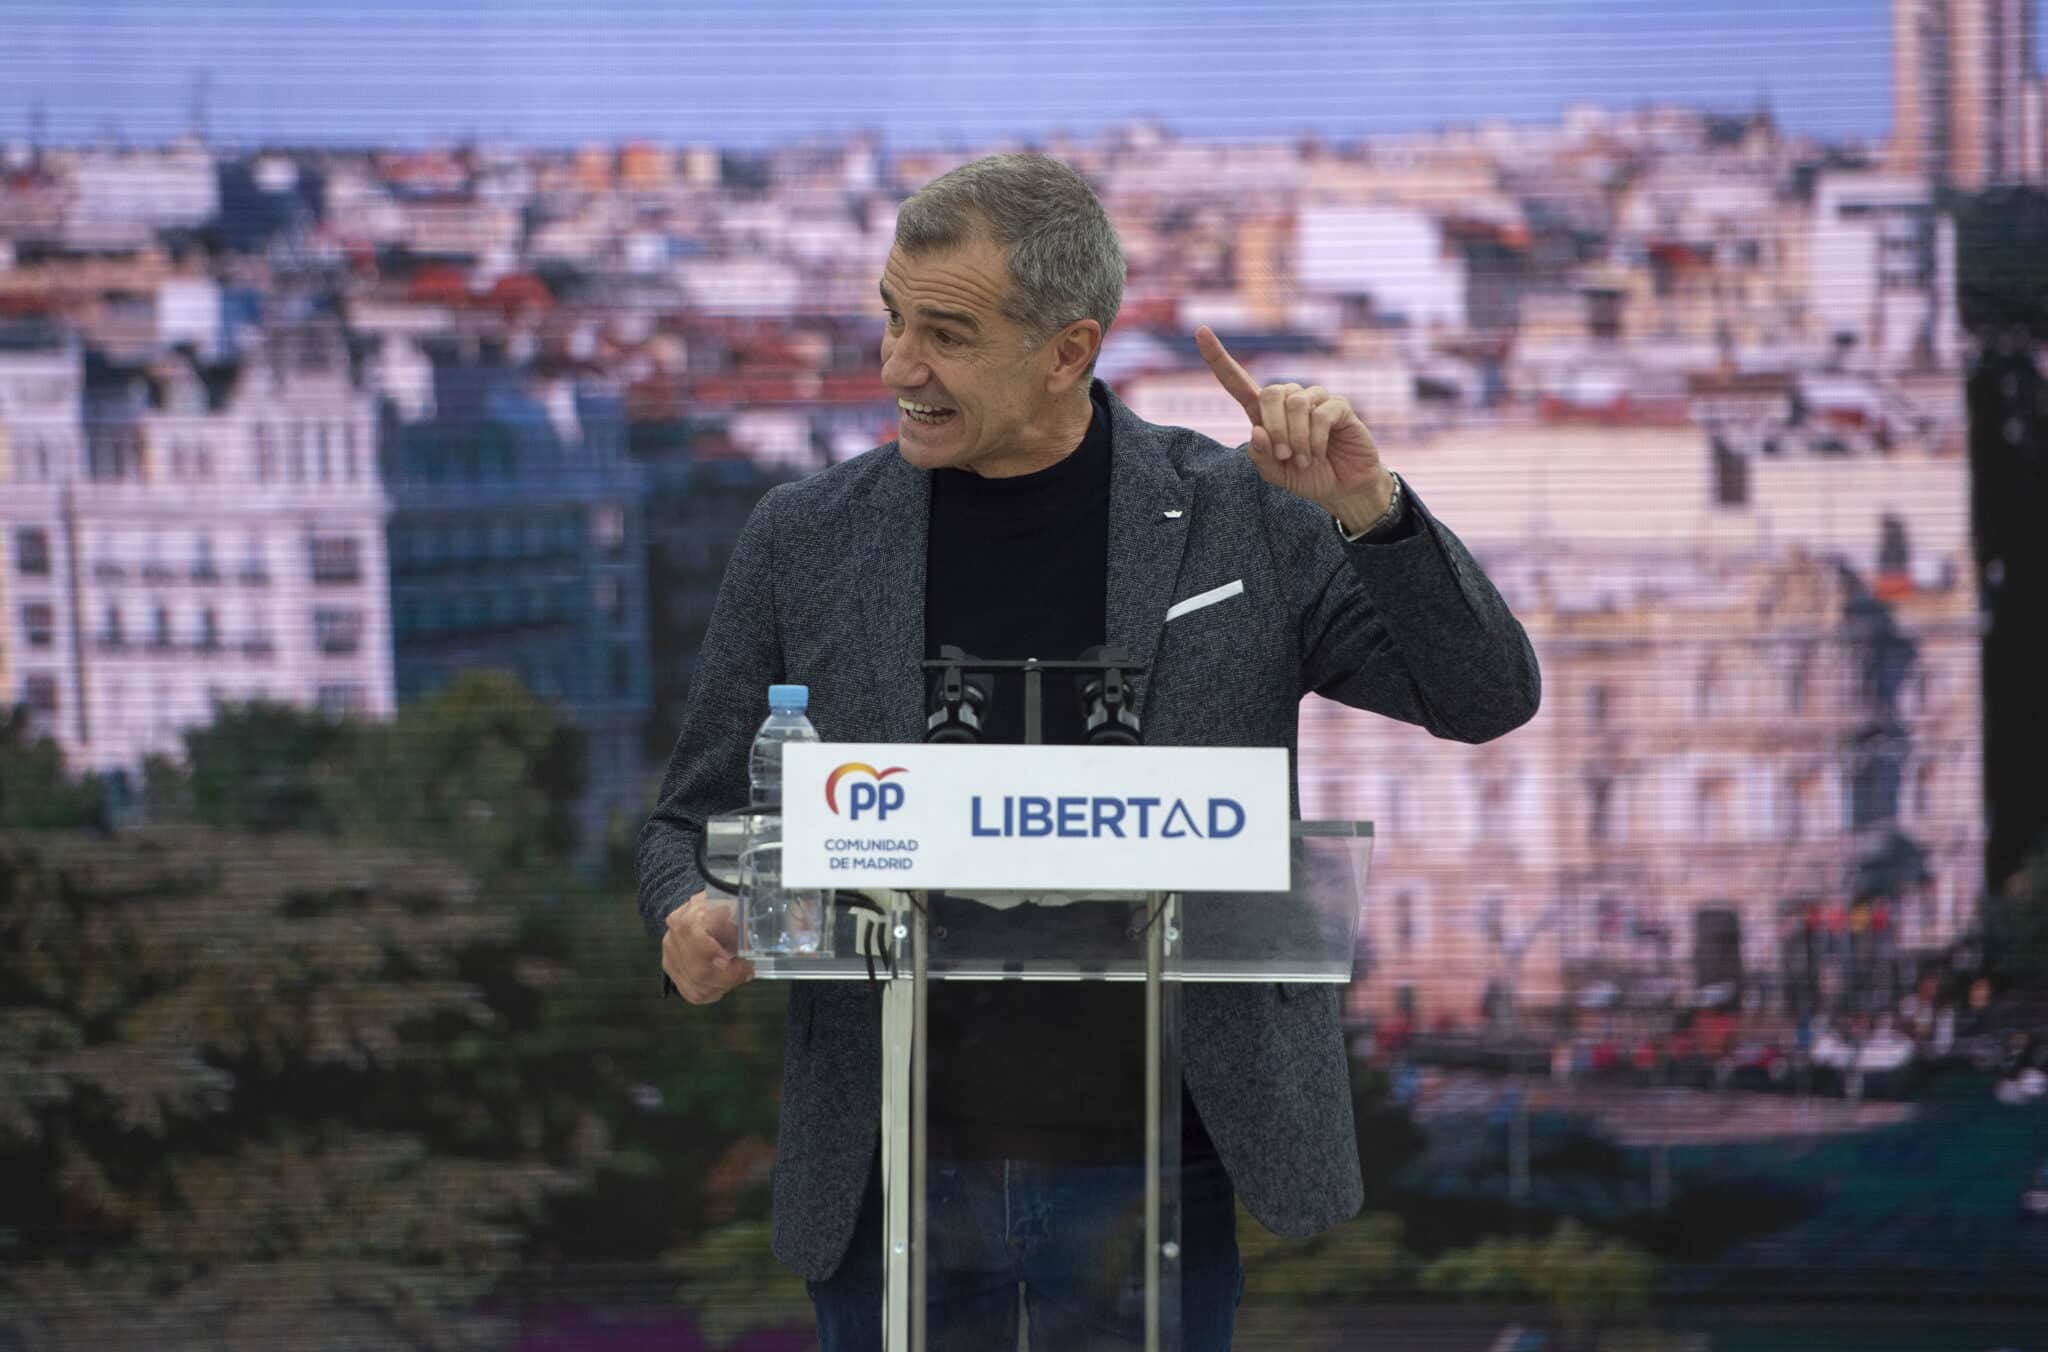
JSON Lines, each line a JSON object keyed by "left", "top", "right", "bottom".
{"left": 923, "top": 390, "right": 1112, "bottom": 747}
{"left": 921, "top": 387, "right": 1215, "bottom": 1164}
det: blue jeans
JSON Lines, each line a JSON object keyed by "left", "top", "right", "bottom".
{"left": 809, "top": 1151, "right": 1244, "bottom": 1351}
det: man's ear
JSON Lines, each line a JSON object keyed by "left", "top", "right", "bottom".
{"left": 1045, "top": 318, "right": 1103, "bottom": 395}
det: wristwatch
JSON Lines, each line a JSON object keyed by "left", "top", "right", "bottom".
{"left": 1335, "top": 472, "right": 1404, "bottom": 543}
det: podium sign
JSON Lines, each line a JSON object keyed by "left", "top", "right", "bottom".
{"left": 729, "top": 744, "right": 1359, "bottom": 1351}
{"left": 780, "top": 742, "right": 1290, "bottom": 891}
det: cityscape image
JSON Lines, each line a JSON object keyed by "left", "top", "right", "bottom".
{"left": 4, "top": 1, "right": 2048, "bottom": 1348}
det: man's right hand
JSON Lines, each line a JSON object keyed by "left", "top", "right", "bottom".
{"left": 663, "top": 891, "right": 756, "bottom": 1004}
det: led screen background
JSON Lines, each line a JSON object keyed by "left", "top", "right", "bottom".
{"left": 2, "top": 2, "right": 2046, "bottom": 1348}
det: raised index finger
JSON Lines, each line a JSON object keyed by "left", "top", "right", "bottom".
{"left": 1195, "top": 326, "right": 1260, "bottom": 419}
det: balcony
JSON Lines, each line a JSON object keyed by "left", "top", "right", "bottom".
{"left": 190, "top": 563, "right": 222, "bottom": 585}
{"left": 240, "top": 637, "right": 277, "bottom": 659}
{"left": 237, "top": 564, "right": 272, "bottom": 587}
{"left": 140, "top": 563, "right": 175, "bottom": 585}
{"left": 92, "top": 561, "right": 126, "bottom": 583}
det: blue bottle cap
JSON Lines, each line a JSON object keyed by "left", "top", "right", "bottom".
{"left": 767, "top": 683, "right": 810, "bottom": 713}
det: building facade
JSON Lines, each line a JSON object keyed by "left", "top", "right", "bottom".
{"left": 1308, "top": 544, "right": 1982, "bottom": 1029}
{"left": 1892, "top": 0, "right": 2044, "bottom": 189}
{"left": 1299, "top": 412, "right": 1982, "bottom": 1030}
{"left": 381, "top": 347, "right": 653, "bottom": 850}
{"left": 1, "top": 323, "right": 394, "bottom": 778}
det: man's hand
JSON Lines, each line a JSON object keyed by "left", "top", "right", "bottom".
{"left": 1196, "top": 325, "right": 1393, "bottom": 532}
{"left": 663, "top": 891, "right": 756, "bottom": 1004}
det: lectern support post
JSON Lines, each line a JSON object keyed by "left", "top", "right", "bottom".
{"left": 879, "top": 890, "right": 1173, "bottom": 1352}
{"left": 1143, "top": 892, "right": 1166, "bottom": 1352}
{"left": 911, "top": 898, "right": 929, "bottom": 1349}
{"left": 881, "top": 892, "right": 916, "bottom": 1352}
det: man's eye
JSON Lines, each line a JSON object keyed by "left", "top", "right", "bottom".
{"left": 934, "top": 331, "right": 959, "bottom": 347}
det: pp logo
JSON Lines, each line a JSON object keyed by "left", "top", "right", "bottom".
{"left": 825, "top": 763, "right": 908, "bottom": 821}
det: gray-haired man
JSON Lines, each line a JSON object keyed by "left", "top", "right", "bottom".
{"left": 641, "top": 153, "right": 1540, "bottom": 1349}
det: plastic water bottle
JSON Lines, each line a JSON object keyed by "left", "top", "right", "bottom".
{"left": 743, "top": 684, "right": 827, "bottom": 955}
{"left": 750, "top": 683, "right": 819, "bottom": 806}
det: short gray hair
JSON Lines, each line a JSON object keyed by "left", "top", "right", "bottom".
{"left": 894, "top": 153, "right": 1125, "bottom": 360}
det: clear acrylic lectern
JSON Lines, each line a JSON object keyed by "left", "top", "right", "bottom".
{"left": 701, "top": 815, "right": 1372, "bottom": 1352}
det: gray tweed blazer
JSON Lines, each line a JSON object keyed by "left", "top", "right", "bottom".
{"left": 637, "top": 380, "right": 1540, "bottom": 1280}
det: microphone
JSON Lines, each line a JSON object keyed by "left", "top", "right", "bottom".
{"left": 1075, "top": 645, "right": 1141, "bottom": 746}
{"left": 925, "top": 644, "right": 992, "bottom": 743}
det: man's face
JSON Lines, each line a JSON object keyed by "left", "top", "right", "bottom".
{"left": 879, "top": 236, "right": 1074, "bottom": 477}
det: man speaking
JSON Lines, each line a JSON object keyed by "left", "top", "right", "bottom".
{"left": 639, "top": 153, "right": 1539, "bottom": 1349}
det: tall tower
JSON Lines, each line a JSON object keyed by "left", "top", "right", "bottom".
{"left": 1892, "top": 0, "right": 1950, "bottom": 182}
{"left": 1892, "top": 0, "right": 2041, "bottom": 189}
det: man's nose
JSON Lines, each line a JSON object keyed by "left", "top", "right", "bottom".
{"left": 880, "top": 337, "right": 928, "bottom": 389}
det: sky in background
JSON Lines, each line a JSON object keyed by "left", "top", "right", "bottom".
{"left": 2, "top": 0, "right": 2044, "bottom": 149}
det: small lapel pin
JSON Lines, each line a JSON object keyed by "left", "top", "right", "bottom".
{"left": 1162, "top": 508, "right": 1184, "bottom": 520}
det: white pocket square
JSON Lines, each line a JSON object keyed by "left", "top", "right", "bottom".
{"left": 1165, "top": 579, "right": 1245, "bottom": 622}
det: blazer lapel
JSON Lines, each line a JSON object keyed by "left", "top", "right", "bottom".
{"left": 852, "top": 446, "right": 930, "bottom": 742}
{"left": 1101, "top": 383, "right": 1191, "bottom": 719}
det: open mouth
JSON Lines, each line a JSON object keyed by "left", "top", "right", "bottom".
{"left": 898, "top": 398, "right": 956, "bottom": 428}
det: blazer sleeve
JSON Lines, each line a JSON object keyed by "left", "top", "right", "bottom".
{"left": 1275, "top": 479, "right": 1540, "bottom": 743}
{"left": 635, "top": 485, "right": 789, "bottom": 940}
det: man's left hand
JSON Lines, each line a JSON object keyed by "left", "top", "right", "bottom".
{"left": 1196, "top": 325, "right": 1393, "bottom": 532}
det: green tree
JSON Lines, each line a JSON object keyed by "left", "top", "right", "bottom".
{"left": 662, "top": 1212, "right": 812, "bottom": 1349}
{"left": 0, "top": 708, "right": 104, "bottom": 830}
{"left": 170, "top": 672, "right": 587, "bottom": 883}
{"left": 1420, "top": 1220, "right": 1658, "bottom": 1352}
{"left": 320, "top": 670, "right": 585, "bottom": 881}
{"left": 181, "top": 698, "right": 357, "bottom": 833}
{"left": 2, "top": 672, "right": 803, "bottom": 1345}
{"left": 0, "top": 827, "right": 584, "bottom": 1347}
{"left": 510, "top": 890, "right": 792, "bottom": 1291}
{"left": 1235, "top": 1207, "right": 1410, "bottom": 1345}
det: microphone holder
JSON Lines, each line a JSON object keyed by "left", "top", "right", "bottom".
{"left": 922, "top": 646, "right": 1145, "bottom": 746}
{"left": 925, "top": 645, "right": 992, "bottom": 743}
